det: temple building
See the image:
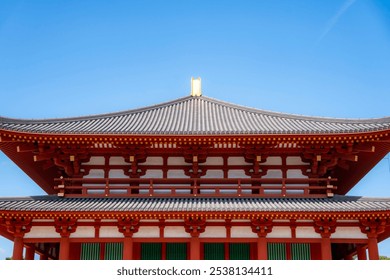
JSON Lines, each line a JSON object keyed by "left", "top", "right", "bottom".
{"left": 1, "top": 78, "right": 390, "bottom": 260}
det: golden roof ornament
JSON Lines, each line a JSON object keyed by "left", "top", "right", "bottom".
{"left": 190, "top": 77, "right": 202, "bottom": 96}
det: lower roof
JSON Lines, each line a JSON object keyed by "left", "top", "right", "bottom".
{"left": 1, "top": 195, "right": 390, "bottom": 213}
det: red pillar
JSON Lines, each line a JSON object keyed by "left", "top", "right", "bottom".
{"left": 12, "top": 235, "right": 24, "bottom": 260}
{"left": 367, "top": 237, "right": 379, "bottom": 260}
{"left": 357, "top": 246, "right": 367, "bottom": 260}
{"left": 25, "top": 245, "right": 35, "bottom": 260}
{"left": 54, "top": 218, "right": 77, "bottom": 260}
{"left": 190, "top": 237, "right": 201, "bottom": 260}
{"left": 321, "top": 237, "right": 332, "bottom": 260}
{"left": 59, "top": 236, "right": 71, "bottom": 260}
{"left": 257, "top": 237, "right": 267, "bottom": 260}
{"left": 123, "top": 237, "right": 134, "bottom": 260}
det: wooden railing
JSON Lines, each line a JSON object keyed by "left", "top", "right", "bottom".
{"left": 54, "top": 177, "right": 337, "bottom": 198}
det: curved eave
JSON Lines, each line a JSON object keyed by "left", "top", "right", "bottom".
{"left": 1, "top": 128, "right": 390, "bottom": 145}
{"left": 1, "top": 196, "right": 390, "bottom": 219}
{"left": 1, "top": 95, "right": 390, "bottom": 136}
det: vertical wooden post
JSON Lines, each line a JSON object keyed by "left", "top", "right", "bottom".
{"left": 55, "top": 218, "right": 77, "bottom": 260}
{"left": 123, "top": 237, "right": 134, "bottom": 260}
{"left": 251, "top": 218, "right": 273, "bottom": 260}
{"left": 59, "top": 236, "right": 71, "bottom": 260}
{"left": 224, "top": 243, "right": 229, "bottom": 260}
{"left": 359, "top": 218, "right": 388, "bottom": 260}
{"left": 190, "top": 237, "right": 201, "bottom": 260}
{"left": 118, "top": 218, "right": 140, "bottom": 260}
{"left": 357, "top": 246, "right": 367, "bottom": 260}
{"left": 5, "top": 218, "right": 32, "bottom": 260}
{"left": 25, "top": 245, "right": 35, "bottom": 260}
{"left": 12, "top": 235, "right": 24, "bottom": 260}
{"left": 320, "top": 237, "right": 332, "bottom": 260}
{"left": 185, "top": 218, "right": 206, "bottom": 260}
{"left": 257, "top": 237, "right": 267, "bottom": 260}
{"left": 314, "top": 218, "right": 336, "bottom": 260}
{"left": 367, "top": 237, "right": 379, "bottom": 260}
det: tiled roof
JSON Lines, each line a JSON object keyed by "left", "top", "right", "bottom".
{"left": 1, "top": 96, "right": 390, "bottom": 135}
{"left": 1, "top": 195, "right": 390, "bottom": 213}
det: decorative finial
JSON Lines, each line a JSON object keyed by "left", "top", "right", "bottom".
{"left": 191, "top": 77, "right": 202, "bottom": 96}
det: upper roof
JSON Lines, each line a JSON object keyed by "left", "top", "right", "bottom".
{"left": 1, "top": 95, "right": 390, "bottom": 135}
{"left": 1, "top": 195, "right": 390, "bottom": 213}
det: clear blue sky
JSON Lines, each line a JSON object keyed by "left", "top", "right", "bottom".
{"left": 0, "top": 0, "right": 390, "bottom": 259}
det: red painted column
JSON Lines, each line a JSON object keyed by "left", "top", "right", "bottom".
{"left": 12, "top": 235, "right": 24, "bottom": 260}
{"left": 314, "top": 218, "right": 336, "bottom": 260}
{"left": 117, "top": 218, "right": 140, "bottom": 260}
{"left": 190, "top": 237, "right": 201, "bottom": 260}
{"left": 367, "top": 237, "right": 379, "bottom": 260}
{"left": 55, "top": 218, "right": 77, "bottom": 260}
{"left": 5, "top": 218, "right": 32, "bottom": 260}
{"left": 321, "top": 237, "right": 332, "bottom": 260}
{"left": 359, "top": 218, "right": 387, "bottom": 260}
{"left": 357, "top": 246, "right": 367, "bottom": 260}
{"left": 25, "top": 245, "right": 35, "bottom": 260}
{"left": 123, "top": 237, "right": 134, "bottom": 260}
{"left": 257, "top": 237, "right": 267, "bottom": 260}
{"left": 185, "top": 218, "right": 206, "bottom": 260}
{"left": 59, "top": 236, "right": 71, "bottom": 260}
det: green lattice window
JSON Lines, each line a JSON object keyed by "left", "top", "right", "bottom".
{"left": 105, "top": 243, "right": 123, "bottom": 260}
{"left": 267, "top": 243, "right": 287, "bottom": 260}
{"left": 204, "top": 243, "right": 225, "bottom": 260}
{"left": 166, "top": 243, "right": 187, "bottom": 260}
{"left": 141, "top": 243, "right": 162, "bottom": 260}
{"left": 80, "top": 243, "right": 100, "bottom": 260}
{"left": 229, "top": 243, "right": 250, "bottom": 260}
{"left": 291, "top": 243, "right": 311, "bottom": 260}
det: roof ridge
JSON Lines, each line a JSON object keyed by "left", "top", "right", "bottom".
{"left": 1, "top": 95, "right": 390, "bottom": 125}
{"left": 199, "top": 95, "right": 390, "bottom": 124}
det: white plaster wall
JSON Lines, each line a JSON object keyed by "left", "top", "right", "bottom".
{"left": 231, "top": 227, "right": 258, "bottom": 238}
{"left": 109, "top": 170, "right": 127, "bottom": 178}
{"left": 83, "top": 156, "right": 105, "bottom": 165}
{"left": 228, "top": 157, "right": 251, "bottom": 165}
{"left": 139, "top": 157, "right": 164, "bottom": 165}
{"left": 71, "top": 226, "right": 95, "bottom": 238}
{"left": 267, "top": 227, "right": 291, "bottom": 238}
{"left": 133, "top": 227, "right": 160, "bottom": 238}
{"left": 99, "top": 226, "right": 123, "bottom": 238}
{"left": 167, "top": 170, "right": 187, "bottom": 178}
{"left": 203, "top": 170, "right": 224, "bottom": 178}
{"left": 331, "top": 227, "right": 367, "bottom": 239}
{"left": 164, "top": 226, "right": 191, "bottom": 238}
{"left": 262, "top": 170, "right": 283, "bottom": 179}
{"left": 142, "top": 170, "right": 163, "bottom": 178}
{"left": 84, "top": 169, "right": 105, "bottom": 179}
{"left": 25, "top": 226, "right": 60, "bottom": 239}
{"left": 286, "top": 156, "right": 309, "bottom": 165}
{"left": 228, "top": 170, "right": 250, "bottom": 178}
{"left": 296, "top": 227, "right": 321, "bottom": 238}
{"left": 261, "top": 157, "right": 282, "bottom": 165}
{"left": 168, "top": 157, "right": 191, "bottom": 165}
{"left": 201, "top": 227, "right": 226, "bottom": 238}
{"left": 109, "top": 156, "right": 128, "bottom": 165}
{"left": 287, "top": 169, "right": 307, "bottom": 179}
{"left": 204, "top": 157, "right": 224, "bottom": 165}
